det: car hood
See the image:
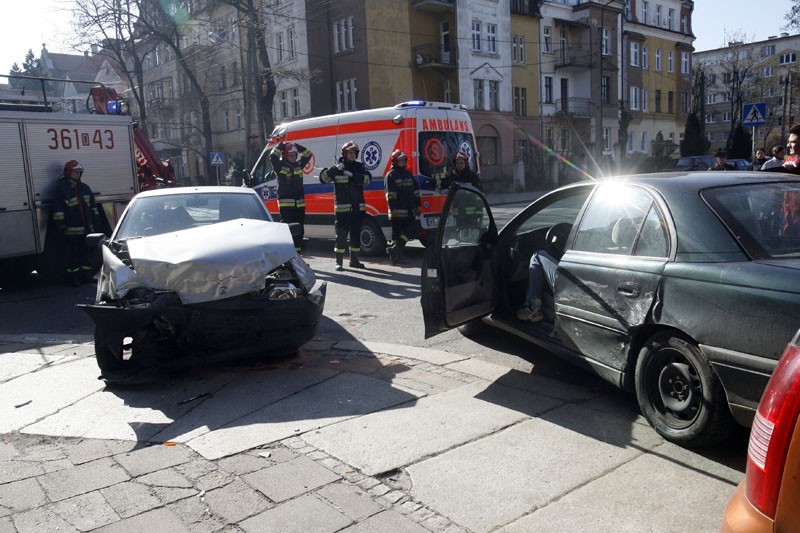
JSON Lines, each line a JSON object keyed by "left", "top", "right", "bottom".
{"left": 101, "top": 218, "right": 298, "bottom": 304}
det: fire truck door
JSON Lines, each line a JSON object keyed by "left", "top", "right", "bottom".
{"left": 0, "top": 122, "right": 36, "bottom": 257}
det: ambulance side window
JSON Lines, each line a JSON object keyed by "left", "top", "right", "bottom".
{"left": 418, "top": 131, "right": 477, "bottom": 188}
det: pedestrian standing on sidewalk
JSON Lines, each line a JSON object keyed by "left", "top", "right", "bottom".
{"left": 270, "top": 141, "right": 312, "bottom": 252}
{"left": 319, "top": 141, "right": 372, "bottom": 270}
{"left": 384, "top": 150, "right": 420, "bottom": 265}
{"left": 52, "top": 160, "right": 100, "bottom": 286}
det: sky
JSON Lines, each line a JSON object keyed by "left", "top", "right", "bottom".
{"left": 0, "top": 0, "right": 797, "bottom": 77}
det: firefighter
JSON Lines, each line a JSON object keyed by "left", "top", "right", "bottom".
{"left": 384, "top": 150, "right": 420, "bottom": 265}
{"left": 320, "top": 141, "right": 372, "bottom": 270}
{"left": 443, "top": 151, "right": 484, "bottom": 228}
{"left": 52, "top": 160, "right": 100, "bottom": 286}
{"left": 270, "top": 141, "right": 313, "bottom": 252}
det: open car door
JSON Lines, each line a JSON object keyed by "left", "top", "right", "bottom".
{"left": 421, "top": 184, "right": 498, "bottom": 338}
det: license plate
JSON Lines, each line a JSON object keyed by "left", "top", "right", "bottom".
{"left": 422, "top": 216, "right": 439, "bottom": 229}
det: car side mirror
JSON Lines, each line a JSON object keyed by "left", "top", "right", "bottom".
{"left": 85, "top": 233, "right": 108, "bottom": 248}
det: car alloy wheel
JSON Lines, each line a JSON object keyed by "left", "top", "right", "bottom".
{"left": 635, "top": 332, "right": 735, "bottom": 447}
{"left": 360, "top": 217, "right": 387, "bottom": 256}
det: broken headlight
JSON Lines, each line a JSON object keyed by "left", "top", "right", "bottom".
{"left": 265, "top": 266, "right": 303, "bottom": 300}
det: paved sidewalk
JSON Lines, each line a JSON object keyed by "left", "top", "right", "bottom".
{"left": 0, "top": 333, "right": 741, "bottom": 533}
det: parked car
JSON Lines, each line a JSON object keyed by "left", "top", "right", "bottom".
{"left": 80, "top": 187, "right": 326, "bottom": 382}
{"left": 720, "top": 329, "right": 800, "bottom": 532}
{"left": 421, "top": 172, "right": 800, "bottom": 446}
{"left": 674, "top": 155, "right": 716, "bottom": 171}
{"left": 728, "top": 159, "right": 752, "bottom": 171}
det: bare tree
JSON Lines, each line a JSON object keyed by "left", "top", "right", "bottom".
{"left": 718, "top": 33, "right": 756, "bottom": 149}
{"left": 786, "top": 0, "right": 800, "bottom": 31}
{"left": 72, "top": 0, "right": 157, "bottom": 134}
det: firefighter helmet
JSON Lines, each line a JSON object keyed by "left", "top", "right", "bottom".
{"left": 64, "top": 160, "right": 84, "bottom": 177}
{"left": 341, "top": 141, "right": 359, "bottom": 158}
{"left": 453, "top": 151, "right": 470, "bottom": 163}
{"left": 390, "top": 149, "right": 408, "bottom": 165}
{"left": 282, "top": 142, "right": 299, "bottom": 158}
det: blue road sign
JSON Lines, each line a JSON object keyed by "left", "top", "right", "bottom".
{"left": 742, "top": 102, "right": 767, "bottom": 127}
{"left": 210, "top": 151, "right": 225, "bottom": 166}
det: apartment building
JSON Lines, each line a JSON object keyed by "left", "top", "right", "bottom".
{"left": 622, "top": 0, "right": 693, "bottom": 162}
{"left": 694, "top": 32, "right": 800, "bottom": 155}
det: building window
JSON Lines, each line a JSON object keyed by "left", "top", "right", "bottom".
{"left": 471, "top": 21, "right": 482, "bottom": 51}
{"left": 545, "top": 127, "right": 554, "bottom": 148}
{"left": 630, "top": 86, "right": 640, "bottom": 110}
{"left": 232, "top": 61, "right": 239, "bottom": 85}
{"left": 513, "top": 35, "right": 526, "bottom": 63}
{"left": 518, "top": 36, "right": 525, "bottom": 63}
{"left": 668, "top": 91, "right": 674, "bottom": 113}
{"left": 292, "top": 88, "right": 300, "bottom": 116}
{"left": 520, "top": 87, "right": 527, "bottom": 116}
{"left": 681, "top": 14, "right": 688, "bottom": 34}
{"left": 277, "top": 32, "right": 285, "bottom": 62}
{"left": 601, "top": 76, "right": 610, "bottom": 104}
{"left": 544, "top": 76, "right": 553, "bottom": 103}
{"left": 487, "top": 24, "right": 497, "bottom": 53}
{"left": 705, "top": 113, "right": 716, "bottom": 123}
{"left": 603, "top": 127, "right": 610, "bottom": 150}
{"left": 280, "top": 91, "right": 288, "bottom": 118}
{"left": 224, "top": 109, "right": 230, "bottom": 131}
{"left": 762, "top": 66, "right": 774, "bottom": 77}
{"left": 333, "top": 17, "right": 354, "bottom": 53}
{"left": 655, "top": 89, "right": 662, "bottom": 112}
{"left": 641, "top": 131, "right": 648, "bottom": 152}
{"left": 668, "top": 8, "right": 675, "bottom": 30}
{"left": 681, "top": 52, "right": 690, "bottom": 74}
{"left": 630, "top": 42, "right": 640, "bottom": 66}
{"left": 780, "top": 52, "right": 797, "bottom": 64}
{"left": 762, "top": 44, "right": 776, "bottom": 57}
{"left": 543, "top": 26, "right": 552, "bottom": 53}
{"left": 642, "top": 1, "right": 649, "bottom": 24}
{"left": 642, "top": 46, "right": 649, "bottom": 69}
{"left": 602, "top": 28, "right": 610, "bottom": 55}
{"left": 655, "top": 4, "right": 662, "bottom": 27}
{"left": 680, "top": 92, "right": 689, "bottom": 113}
{"left": 655, "top": 48, "right": 662, "bottom": 70}
{"left": 489, "top": 80, "right": 499, "bottom": 110}
{"left": 723, "top": 111, "right": 731, "bottom": 121}
{"left": 236, "top": 108, "right": 242, "bottom": 129}
{"left": 219, "top": 65, "right": 226, "bottom": 90}
{"left": 473, "top": 79, "right": 484, "bottom": 109}
{"left": 723, "top": 91, "right": 731, "bottom": 102}
{"left": 477, "top": 136, "right": 498, "bottom": 166}
{"left": 443, "top": 79, "right": 452, "bottom": 103}
{"left": 706, "top": 93, "right": 716, "bottom": 104}
{"left": 643, "top": 88, "right": 649, "bottom": 112}
{"left": 288, "top": 28, "right": 296, "bottom": 59}
{"left": 336, "top": 78, "right": 358, "bottom": 112}
{"left": 668, "top": 51, "right": 674, "bottom": 72}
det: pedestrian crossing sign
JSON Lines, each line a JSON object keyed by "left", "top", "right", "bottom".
{"left": 742, "top": 103, "right": 766, "bottom": 127}
{"left": 210, "top": 151, "right": 225, "bottom": 166}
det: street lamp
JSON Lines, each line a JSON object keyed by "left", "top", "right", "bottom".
{"left": 596, "top": 0, "right": 617, "bottom": 175}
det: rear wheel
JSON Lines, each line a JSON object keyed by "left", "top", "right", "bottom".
{"left": 635, "top": 332, "right": 736, "bottom": 447}
{"left": 360, "top": 217, "right": 387, "bottom": 256}
{"left": 457, "top": 318, "right": 487, "bottom": 338}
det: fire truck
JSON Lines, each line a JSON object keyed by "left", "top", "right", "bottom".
{"left": 0, "top": 75, "right": 161, "bottom": 279}
{"left": 248, "top": 101, "right": 479, "bottom": 255}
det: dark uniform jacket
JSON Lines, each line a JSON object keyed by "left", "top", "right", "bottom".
{"left": 441, "top": 167, "right": 483, "bottom": 190}
{"left": 320, "top": 158, "right": 372, "bottom": 213}
{"left": 385, "top": 166, "right": 420, "bottom": 220}
{"left": 52, "top": 177, "right": 99, "bottom": 237}
{"left": 269, "top": 143, "right": 312, "bottom": 208}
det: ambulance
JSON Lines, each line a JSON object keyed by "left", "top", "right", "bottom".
{"left": 248, "top": 101, "right": 479, "bottom": 255}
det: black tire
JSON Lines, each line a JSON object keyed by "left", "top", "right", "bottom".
{"left": 94, "top": 327, "right": 142, "bottom": 382}
{"left": 457, "top": 318, "right": 486, "bottom": 338}
{"left": 360, "top": 217, "right": 387, "bottom": 256}
{"left": 635, "top": 332, "right": 736, "bottom": 447}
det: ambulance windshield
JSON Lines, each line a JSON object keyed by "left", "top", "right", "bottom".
{"left": 249, "top": 151, "right": 275, "bottom": 186}
{"left": 417, "top": 131, "right": 478, "bottom": 189}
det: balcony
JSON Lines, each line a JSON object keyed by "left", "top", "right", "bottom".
{"left": 149, "top": 98, "right": 175, "bottom": 111}
{"left": 555, "top": 98, "right": 592, "bottom": 117}
{"left": 553, "top": 45, "right": 593, "bottom": 70}
{"left": 412, "top": 44, "right": 456, "bottom": 69}
{"left": 412, "top": 0, "right": 454, "bottom": 11}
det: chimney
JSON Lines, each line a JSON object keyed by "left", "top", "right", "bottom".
{"left": 781, "top": 32, "right": 789, "bottom": 38}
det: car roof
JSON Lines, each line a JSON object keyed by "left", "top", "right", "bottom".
{"left": 132, "top": 186, "right": 259, "bottom": 199}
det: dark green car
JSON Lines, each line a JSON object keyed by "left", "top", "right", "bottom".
{"left": 422, "top": 172, "right": 800, "bottom": 447}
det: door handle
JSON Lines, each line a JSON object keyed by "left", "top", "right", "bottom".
{"left": 617, "top": 282, "right": 641, "bottom": 298}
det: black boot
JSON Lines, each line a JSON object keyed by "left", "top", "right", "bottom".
{"left": 349, "top": 252, "right": 366, "bottom": 269}
{"left": 335, "top": 253, "right": 344, "bottom": 271}
{"left": 387, "top": 243, "right": 402, "bottom": 265}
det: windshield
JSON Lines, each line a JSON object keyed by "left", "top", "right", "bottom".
{"left": 704, "top": 182, "right": 800, "bottom": 259}
{"left": 115, "top": 192, "right": 270, "bottom": 240}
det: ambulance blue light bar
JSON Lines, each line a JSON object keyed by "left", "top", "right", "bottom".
{"left": 397, "top": 100, "right": 427, "bottom": 107}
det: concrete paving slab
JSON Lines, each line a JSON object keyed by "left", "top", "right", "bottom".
{"left": 243, "top": 455, "right": 340, "bottom": 503}
{"left": 50, "top": 492, "right": 120, "bottom": 531}
{"left": 137, "top": 467, "right": 194, "bottom": 488}
{"left": 336, "top": 341, "right": 468, "bottom": 366}
{"left": 151, "top": 367, "right": 338, "bottom": 444}
{"left": 11, "top": 506, "right": 79, "bottom": 533}
{"left": 23, "top": 375, "right": 230, "bottom": 442}
{"left": 406, "top": 403, "right": 663, "bottom": 533}
{"left": 187, "top": 372, "right": 423, "bottom": 460}
{"left": 0, "top": 357, "right": 104, "bottom": 433}
{"left": 0, "top": 478, "right": 46, "bottom": 512}
{"left": 499, "top": 450, "right": 738, "bottom": 532}
{"left": 203, "top": 478, "right": 271, "bottom": 524}
{"left": 340, "top": 509, "right": 430, "bottom": 533}
{"left": 316, "top": 482, "right": 384, "bottom": 522}
{"left": 0, "top": 352, "right": 73, "bottom": 382}
{"left": 63, "top": 439, "right": 133, "bottom": 466}
{"left": 93, "top": 508, "right": 190, "bottom": 533}
{"left": 100, "top": 481, "right": 162, "bottom": 519}
{"left": 370, "top": 363, "right": 470, "bottom": 395}
{"left": 303, "top": 381, "right": 563, "bottom": 476}
{"left": 37, "top": 457, "right": 130, "bottom": 503}
{"left": 0, "top": 458, "right": 44, "bottom": 485}
{"left": 239, "top": 494, "right": 352, "bottom": 533}
{"left": 114, "top": 443, "right": 196, "bottom": 478}
{"left": 0, "top": 517, "right": 12, "bottom": 533}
